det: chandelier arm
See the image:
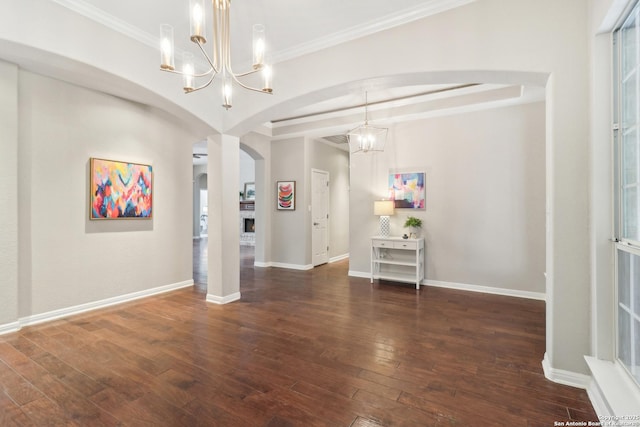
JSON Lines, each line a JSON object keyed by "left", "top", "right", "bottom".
{"left": 185, "top": 71, "right": 217, "bottom": 93}
{"left": 160, "top": 67, "right": 215, "bottom": 79}
{"left": 231, "top": 68, "right": 262, "bottom": 78}
{"left": 224, "top": 2, "right": 231, "bottom": 73}
{"left": 212, "top": 0, "right": 221, "bottom": 70}
{"left": 223, "top": 6, "right": 269, "bottom": 78}
{"left": 364, "top": 91, "right": 369, "bottom": 124}
{"left": 194, "top": 39, "right": 220, "bottom": 74}
{"left": 230, "top": 73, "right": 271, "bottom": 94}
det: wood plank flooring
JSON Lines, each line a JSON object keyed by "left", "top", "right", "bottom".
{"left": 0, "top": 240, "right": 597, "bottom": 426}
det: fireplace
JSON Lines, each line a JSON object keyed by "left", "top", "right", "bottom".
{"left": 244, "top": 218, "right": 255, "bottom": 233}
{"left": 240, "top": 206, "right": 255, "bottom": 246}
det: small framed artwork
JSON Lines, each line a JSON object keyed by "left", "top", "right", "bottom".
{"left": 277, "top": 181, "right": 295, "bottom": 210}
{"left": 90, "top": 157, "right": 153, "bottom": 219}
{"left": 389, "top": 171, "right": 425, "bottom": 209}
{"left": 244, "top": 182, "right": 256, "bottom": 200}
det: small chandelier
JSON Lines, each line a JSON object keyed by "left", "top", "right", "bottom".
{"left": 159, "top": 0, "right": 273, "bottom": 110}
{"left": 347, "top": 92, "right": 388, "bottom": 154}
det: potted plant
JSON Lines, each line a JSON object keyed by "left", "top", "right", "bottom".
{"left": 404, "top": 216, "right": 423, "bottom": 238}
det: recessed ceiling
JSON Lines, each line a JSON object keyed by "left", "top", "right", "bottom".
{"left": 269, "top": 84, "right": 544, "bottom": 139}
{"left": 271, "top": 84, "right": 478, "bottom": 123}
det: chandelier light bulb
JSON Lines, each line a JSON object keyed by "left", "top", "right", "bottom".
{"left": 160, "top": 24, "right": 175, "bottom": 70}
{"left": 359, "top": 133, "right": 375, "bottom": 152}
{"left": 222, "top": 76, "right": 232, "bottom": 110}
{"left": 161, "top": 39, "right": 172, "bottom": 63}
{"left": 191, "top": 0, "right": 204, "bottom": 40}
{"left": 253, "top": 24, "right": 265, "bottom": 68}
{"left": 182, "top": 52, "right": 195, "bottom": 92}
{"left": 255, "top": 39, "right": 264, "bottom": 65}
{"left": 263, "top": 65, "right": 273, "bottom": 92}
{"left": 361, "top": 136, "right": 368, "bottom": 152}
{"left": 347, "top": 92, "right": 388, "bottom": 154}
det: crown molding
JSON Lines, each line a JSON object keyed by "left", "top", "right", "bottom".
{"left": 272, "top": 0, "right": 476, "bottom": 63}
{"left": 50, "top": 0, "right": 476, "bottom": 65}
{"left": 50, "top": 0, "right": 158, "bottom": 49}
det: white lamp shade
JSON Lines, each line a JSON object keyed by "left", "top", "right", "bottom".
{"left": 374, "top": 200, "right": 395, "bottom": 216}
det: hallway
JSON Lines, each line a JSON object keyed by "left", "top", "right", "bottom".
{"left": 192, "top": 238, "right": 255, "bottom": 292}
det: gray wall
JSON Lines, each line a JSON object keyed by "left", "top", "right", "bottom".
{"left": 311, "top": 141, "right": 350, "bottom": 260}
{"left": 269, "top": 138, "right": 350, "bottom": 267}
{"left": 15, "top": 70, "right": 197, "bottom": 317}
{"left": 350, "top": 101, "right": 546, "bottom": 294}
{"left": 0, "top": 60, "right": 18, "bottom": 327}
{"left": 271, "top": 137, "right": 308, "bottom": 267}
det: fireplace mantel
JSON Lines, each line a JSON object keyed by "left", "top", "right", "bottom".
{"left": 240, "top": 201, "right": 255, "bottom": 211}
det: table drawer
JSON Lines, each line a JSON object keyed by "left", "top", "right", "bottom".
{"left": 372, "top": 240, "right": 393, "bottom": 248}
{"left": 394, "top": 240, "right": 417, "bottom": 250}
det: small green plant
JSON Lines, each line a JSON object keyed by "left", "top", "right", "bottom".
{"left": 404, "top": 216, "right": 422, "bottom": 229}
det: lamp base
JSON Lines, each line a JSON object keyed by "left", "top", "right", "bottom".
{"left": 379, "top": 216, "right": 390, "bottom": 237}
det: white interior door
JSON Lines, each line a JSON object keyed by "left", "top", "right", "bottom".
{"left": 312, "top": 169, "right": 330, "bottom": 266}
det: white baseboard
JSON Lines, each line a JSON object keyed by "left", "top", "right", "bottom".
{"left": 271, "top": 262, "right": 314, "bottom": 271}
{"left": 256, "top": 257, "right": 348, "bottom": 268}
{"left": 206, "top": 292, "right": 241, "bottom": 305}
{"left": 17, "top": 280, "right": 194, "bottom": 329}
{"left": 329, "top": 253, "right": 349, "bottom": 263}
{"left": 349, "top": 273, "right": 546, "bottom": 301}
{"left": 0, "top": 321, "right": 21, "bottom": 336}
{"left": 541, "top": 353, "right": 591, "bottom": 389}
{"left": 426, "top": 279, "right": 546, "bottom": 301}
{"left": 348, "top": 270, "right": 371, "bottom": 279}
{"left": 253, "top": 261, "right": 272, "bottom": 268}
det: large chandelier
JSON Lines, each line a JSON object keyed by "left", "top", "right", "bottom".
{"left": 159, "top": 0, "right": 273, "bottom": 110}
{"left": 347, "top": 92, "right": 388, "bottom": 154}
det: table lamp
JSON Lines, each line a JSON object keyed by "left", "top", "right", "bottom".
{"left": 374, "top": 200, "right": 395, "bottom": 237}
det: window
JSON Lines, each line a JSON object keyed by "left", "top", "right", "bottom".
{"left": 615, "top": 1, "right": 640, "bottom": 385}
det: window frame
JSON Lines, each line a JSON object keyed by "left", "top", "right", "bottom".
{"left": 614, "top": 0, "right": 640, "bottom": 387}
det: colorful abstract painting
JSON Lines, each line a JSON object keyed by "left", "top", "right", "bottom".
{"left": 90, "top": 158, "right": 153, "bottom": 219}
{"left": 388, "top": 172, "right": 425, "bottom": 209}
{"left": 277, "top": 181, "right": 295, "bottom": 210}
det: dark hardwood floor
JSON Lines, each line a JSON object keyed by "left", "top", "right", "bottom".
{"left": 0, "top": 238, "right": 597, "bottom": 426}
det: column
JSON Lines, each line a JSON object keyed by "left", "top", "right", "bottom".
{"left": 206, "top": 134, "right": 241, "bottom": 304}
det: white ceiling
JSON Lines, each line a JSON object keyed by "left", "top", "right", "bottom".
{"left": 75, "top": 0, "right": 475, "bottom": 66}
{"left": 45, "top": 0, "right": 544, "bottom": 163}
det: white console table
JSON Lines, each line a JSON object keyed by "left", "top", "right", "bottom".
{"left": 371, "top": 236, "right": 425, "bottom": 289}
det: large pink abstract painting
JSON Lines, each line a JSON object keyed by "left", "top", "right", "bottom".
{"left": 388, "top": 172, "right": 425, "bottom": 209}
{"left": 90, "top": 158, "right": 153, "bottom": 219}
